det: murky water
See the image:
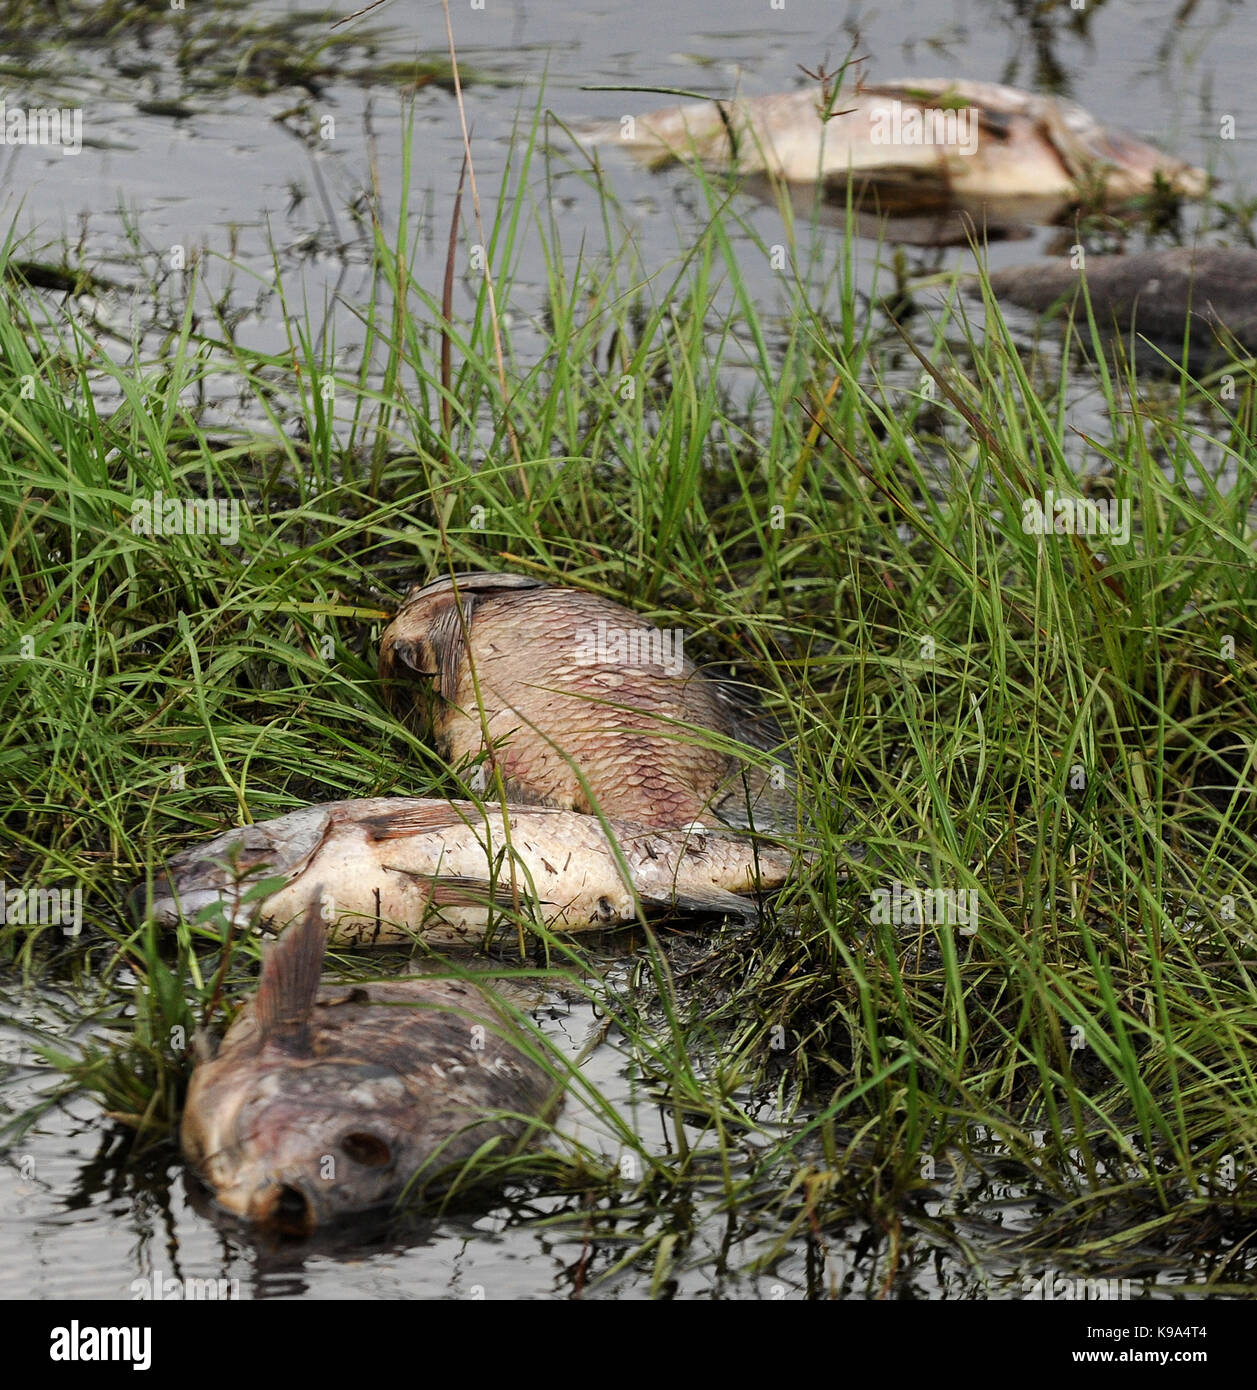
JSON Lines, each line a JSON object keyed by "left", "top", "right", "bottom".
{"left": 3, "top": 0, "right": 1255, "bottom": 1299}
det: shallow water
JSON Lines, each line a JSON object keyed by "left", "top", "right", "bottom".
{"left": 2, "top": 0, "right": 1255, "bottom": 1299}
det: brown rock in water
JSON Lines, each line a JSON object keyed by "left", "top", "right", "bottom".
{"left": 181, "top": 900, "right": 554, "bottom": 1234}
{"left": 378, "top": 572, "right": 794, "bottom": 831}
{"left": 987, "top": 248, "right": 1257, "bottom": 354}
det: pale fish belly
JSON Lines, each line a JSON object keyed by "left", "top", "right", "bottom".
{"left": 261, "top": 813, "right": 641, "bottom": 946}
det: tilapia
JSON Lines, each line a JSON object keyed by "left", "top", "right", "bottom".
{"left": 582, "top": 77, "right": 1206, "bottom": 216}
{"left": 378, "top": 571, "right": 796, "bottom": 832}
{"left": 134, "top": 797, "right": 798, "bottom": 945}
{"left": 181, "top": 901, "right": 554, "bottom": 1233}
{"left": 987, "top": 247, "right": 1257, "bottom": 356}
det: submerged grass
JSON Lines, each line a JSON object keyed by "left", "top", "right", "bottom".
{"left": 1, "top": 99, "right": 1256, "bottom": 1293}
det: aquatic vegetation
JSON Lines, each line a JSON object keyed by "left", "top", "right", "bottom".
{"left": 0, "top": 0, "right": 494, "bottom": 97}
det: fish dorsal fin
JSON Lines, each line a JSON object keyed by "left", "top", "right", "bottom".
{"left": 255, "top": 895, "right": 327, "bottom": 1054}
{"left": 403, "top": 570, "right": 544, "bottom": 603}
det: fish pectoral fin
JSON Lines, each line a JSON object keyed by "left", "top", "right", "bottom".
{"left": 638, "top": 886, "right": 761, "bottom": 923}
{"left": 382, "top": 866, "right": 553, "bottom": 911}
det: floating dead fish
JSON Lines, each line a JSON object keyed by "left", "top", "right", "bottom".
{"left": 986, "top": 247, "right": 1257, "bottom": 356}
{"left": 582, "top": 78, "right": 1206, "bottom": 231}
{"left": 181, "top": 901, "right": 554, "bottom": 1234}
{"left": 134, "top": 797, "right": 797, "bottom": 945}
{"left": 379, "top": 571, "right": 794, "bottom": 831}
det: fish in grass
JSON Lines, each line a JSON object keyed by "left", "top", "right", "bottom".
{"left": 181, "top": 899, "right": 554, "bottom": 1234}
{"left": 378, "top": 571, "right": 796, "bottom": 832}
{"left": 580, "top": 78, "right": 1206, "bottom": 217}
{"left": 133, "top": 797, "right": 799, "bottom": 945}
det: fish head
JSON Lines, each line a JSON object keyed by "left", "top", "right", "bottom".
{"left": 1089, "top": 125, "right": 1208, "bottom": 201}
{"left": 1047, "top": 100, "right": 1208, "bottom": 202}
{"left": 182, "top": 901, "right": 553, "bottom": 1231}
{"left": 131, "top": 806, "right": 333, "bottom": 928}
{"left": 182, "top": 898, "right": 419, "bottom": 1234}
{"left": 378, "top": 571, "right": 544, "bottom": 733}
{"left": 183, "top": 1055, "right": 415, "bottom": 1236}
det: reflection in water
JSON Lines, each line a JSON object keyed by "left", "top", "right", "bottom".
{"left": 744, "top": 175, "right": 1060, "bottom": 246}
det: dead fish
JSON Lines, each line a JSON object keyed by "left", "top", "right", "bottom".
{"left": 987, "top": 247, "right": 1257, "bottom": 355}
{"left": 378, "top": 571, "right": 794, "bottom": 831}
{"left": 134, "top": 796, "right": 798, "bottom": 945}
{"left": 582, "top": 78, "right": 1206, "bottom": 214}
{"left": 181, "top": 900, "right": 553, "bottom": 1234}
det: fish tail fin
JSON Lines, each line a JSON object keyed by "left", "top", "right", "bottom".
{"left": 255, "top": 893, "right": 327, "bottom": 1054}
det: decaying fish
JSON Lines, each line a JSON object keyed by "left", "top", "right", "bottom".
{"left": 134, "top": 797, "right": 798, "bottom": 945}
{"left": 182, "top": 901, "right": 554, "bottom": 1233}
{"left": 378, "top": 571, "right": 795, "bottom": 831}
{"left": 987, "top": 247, "right": 1257, "bottom": 355}
{"left": 582, "top": 78, "right": 1206, "bottom": 215}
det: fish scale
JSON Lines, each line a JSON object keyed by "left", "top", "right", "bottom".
{"left": 377, "top": 572, "right": 797, "bottom": 832}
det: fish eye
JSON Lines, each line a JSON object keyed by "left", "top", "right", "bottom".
{"left": 341, "top": 1131, "right": 393, "bottom": 1167}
